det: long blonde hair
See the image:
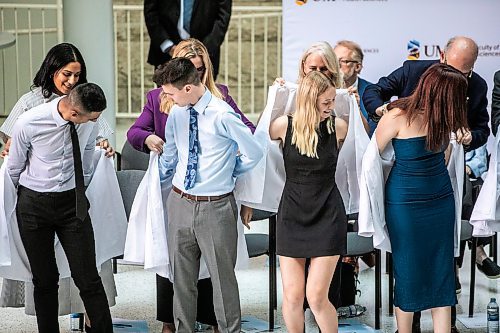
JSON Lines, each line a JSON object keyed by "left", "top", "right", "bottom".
{"left": 292, "top": 71, "right": 335, "bottom": 158}
{"left": 298, "top": 41, "right": 343, "bottom": 88}
{"left": 159, "top": 38, "right": 223, "bottom": 113}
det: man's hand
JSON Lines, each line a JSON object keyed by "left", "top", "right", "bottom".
{"left": 347, "top": 86, "right": 360, "bottom": 106}
{"left": 1, "top": 138, "right": 11, "bottom": 158}
{"left": 375, "top": 103, "right": 388, "bottom": 117}
{"left": 240, "top": 205, "right": 253, "bottom": 230}
{"left": 456, "top": 128, "right": 472, "bottom": 146}
{"left": 145, "top": 134, "right": 165, "bottom": 154}
{"left": 168, "top": 44, "right": 177, "bottom": 57}
{"left": 98, "top": 139, "right": 115, "bottom": 158}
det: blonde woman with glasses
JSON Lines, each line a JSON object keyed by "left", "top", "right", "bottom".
{"left": 127, "top": 38, "right": 255, "bottom": 333}
{"left": 269, "top": 71, "right": 348, "bottom": 333}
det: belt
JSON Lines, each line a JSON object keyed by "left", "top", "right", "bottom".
{"left": 172, "top": 186, "right": 232, "bottom": 202}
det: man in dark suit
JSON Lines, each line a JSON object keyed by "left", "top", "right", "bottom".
{"left": 144, "top": 0, "right": 232, "bottom": 78}
{"left": 363, "top": 36, "right": 489, "bottom": 151}
{"left": 364, "top": 36, "right": 490, "bottom": 333}
{"left": 334, "top": 40, "right": 376, "bottom": 135}
{"left": 492, "top": 70, "right": 500, "bottom": 135}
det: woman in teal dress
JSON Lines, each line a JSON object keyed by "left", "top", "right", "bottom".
{"left": 375, "top": 63, "right": 469, "bottom": 333}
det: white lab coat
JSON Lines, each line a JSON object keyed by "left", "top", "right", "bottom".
{"left": 123, "top": 153, "right": 249, "bottom": 281}
{"left": 0, "top": 150, "right": 128, "bottom": 281}
{"left": 358, "top": 135, "right": 464, "bottom": 257}
{"left": 470, "top": 132, "right": 500, "bottom": 236}
{"left": 234, "top": 83, "right": 369, "bottom": 214}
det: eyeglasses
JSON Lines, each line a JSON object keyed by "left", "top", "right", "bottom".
{"left": 339, "top": 59, "right": 359, "bottom": 66}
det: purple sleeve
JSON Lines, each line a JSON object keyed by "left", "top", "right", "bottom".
{"left": 219, "top": 84, "right": 256, "bottom": 134}
{"left": 127, "top": 89, "right": 161, "bottom": 152}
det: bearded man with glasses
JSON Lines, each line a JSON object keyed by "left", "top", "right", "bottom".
{"left": 334, "top": 40, "right": 376, "bottom": 135}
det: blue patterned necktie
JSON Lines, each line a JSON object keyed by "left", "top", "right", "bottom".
{"left": 184, "top": 106, "right": 199, "bottom": 190}
{"left": 183, "top": 0, "right": 194, "bottom": 33}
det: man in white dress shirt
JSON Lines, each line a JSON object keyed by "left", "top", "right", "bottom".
{"left": 157, "top": 58, "right": 263, "bottom": 333}
{"left": 7, "top": 83, "right": 113, "bottom": 333}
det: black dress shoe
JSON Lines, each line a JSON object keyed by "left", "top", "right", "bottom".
{"left": 451, "top": 324, "right": 460, "bottom": 333}
{"left": 477, "top": 258, "right": 500, "bottom": 279}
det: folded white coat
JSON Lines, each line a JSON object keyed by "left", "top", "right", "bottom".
{"left": 0, "top": 149, "right": 128, "bottom": 281}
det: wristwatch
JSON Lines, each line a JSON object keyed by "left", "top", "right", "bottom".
{"left": 380, "top": 103, "right": 389, "bottom": 115}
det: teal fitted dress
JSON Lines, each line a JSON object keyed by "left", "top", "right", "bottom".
{"left": 385, "top": 137, "right": 456, "bottom": 312}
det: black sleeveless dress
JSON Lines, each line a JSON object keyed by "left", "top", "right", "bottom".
{"left": 277, "top": 116, "right": 347, "bottom": 258}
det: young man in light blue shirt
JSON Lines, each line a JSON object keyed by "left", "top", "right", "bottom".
{"left": 157, "top": 58, "right": 263, "bottom": 333}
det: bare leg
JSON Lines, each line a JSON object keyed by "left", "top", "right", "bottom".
{"left": 280, "top": 256, "right": 306, "bottom": 333}
{"left": 431, "top": 306, "right": 451, "bottom": 333}
{"left": 395, "top": 307, "right": 414, "bottom": 333}
{"left": 476, "top": 245, "right": 488, "bottom": 264}
{"left": 306, "top": 256, "right": 339, "bottom": 333}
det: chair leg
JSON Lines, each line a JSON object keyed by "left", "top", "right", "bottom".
{"left": 385, "top": 251, "right": 390, "bottom": 274}
{"left": 269, "top": 215, "right": 277, "bottom": 331}
{"left": 113, "top": 258, "right": 117, "bottom": 274}
{"left": 492, "top": 234, "right": 498, "bottom": 264}
{"left": 469, "top": 237, "right": 477, "bottom": 318}
{"left": 388, "top": 252, "right": 394, "bottom": 316}
{"left": 375, "top": 249, "right": 381, "bottom": 330}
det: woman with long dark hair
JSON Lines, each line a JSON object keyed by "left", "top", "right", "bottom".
{"left": 376, "top": 63, "right": 469, "bottom": 333}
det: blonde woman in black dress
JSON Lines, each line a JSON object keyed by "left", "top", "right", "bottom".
{"left": 269, "top": 71, "right": 348, "bottom": 333}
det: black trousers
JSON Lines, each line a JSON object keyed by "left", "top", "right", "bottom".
{"left": 16, "top": 186, "right": 112, "bottom": 333}
{"left": 156, "top": 274, "right": 217, "bottom": 325}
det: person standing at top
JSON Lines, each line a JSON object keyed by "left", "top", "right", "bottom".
{"left": 144, "top": 0, "right": 231, "bottom": 79}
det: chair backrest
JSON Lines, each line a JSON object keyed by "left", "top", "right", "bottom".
{"left": 245, "top": 234, "right": 269, "bottom": 258}
{"left": 250, "top": 209, "right": 277, "bottom": 222}
{"left": 460, "top": 219, "right": 474, "bottom": 241}
{"left": 116, "top": 170, "right": 146, "bottom": 219}
{"left": 346, "top": 232, "right": 374, "bottom": 256}
{"left": 120, "top": 141, "right": 149, "bottom": 171}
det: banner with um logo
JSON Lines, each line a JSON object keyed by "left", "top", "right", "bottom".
{"left": 283, "top": 0, "right": 500, "bottom": 102}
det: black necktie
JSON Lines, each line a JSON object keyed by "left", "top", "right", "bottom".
{"left": 69, "top": 122, "right": 88, "bottom": 220}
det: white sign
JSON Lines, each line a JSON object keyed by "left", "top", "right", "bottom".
{"left": 283, "top": 0, "right": 500, "bottom": 95}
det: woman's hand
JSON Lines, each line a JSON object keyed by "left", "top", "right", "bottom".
{"left": 145, "top": 134, "right": 165, "bottom": 154}
{"left": 1, "top": 138, "right": 11, "bottom": 158}
{"left": 456, "top": 128, "right": 472, "bottom": 146}
{"left": 98, "top": 139, "right": 115, "bottom": 158}
{"left": 240, "top": 205, "right": 253, "bottom": 230}
{"left": 274, "top": 77, "right": 286, "bottom": 86}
